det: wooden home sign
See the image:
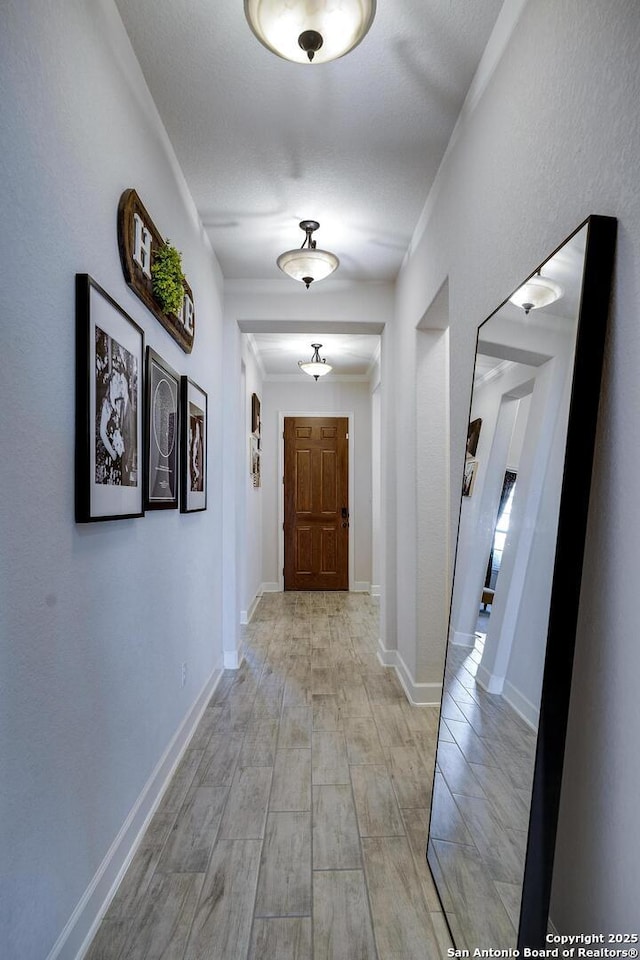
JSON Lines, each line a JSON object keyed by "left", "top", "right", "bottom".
{"left": 117, "top": 189, "right": 195, "bottom": 353}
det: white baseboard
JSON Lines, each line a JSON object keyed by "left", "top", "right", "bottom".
{"left": 503, "top": 679, "right": 539, "bottom": 731}
{"left": 476, "top": 663, "right": 504, "bottom": 694}
{"left": 476, "top": 669, "right": 539, "bottom": 731}
{"left": 223, "top": 648, "right": 244, "bottom": 670}
{"left": 370, "top": 584, "right": 381, "bottom": 597}
{"left": 450, "top": 629, "right": 476, "bottom": 647}
{"left": 240, "top": 590, "right": 262, "bottom": 625}
{"left": 258, "top": 582, "right": 373, "bottom": 596}
{"left": 377, "top": 639, "right": 441, "bottom": 706}
{"left": 49, "top": 665, "right": 223, "bottom": 960}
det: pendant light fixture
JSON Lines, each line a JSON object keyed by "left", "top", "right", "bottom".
{"left": 244, "top": 0, "right": 376, "bottom": 64}
{"left": 277, "top": 220, "right": 339, "bottom": 289}
{"left": 509, "top": 272, "right": 563, "bottom": 315}
{"left": 298, "top": 343, "right": 332, "bottom": 380}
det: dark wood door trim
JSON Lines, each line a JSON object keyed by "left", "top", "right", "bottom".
{"left": 283, "top": 415, "right": 350, "bottom": 591}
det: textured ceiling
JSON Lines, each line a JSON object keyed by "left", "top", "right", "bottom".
{"left": 115, "top": 0, "right": 505, "bottom": 282}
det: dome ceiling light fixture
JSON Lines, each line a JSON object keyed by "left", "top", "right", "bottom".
{"left": 298, "top": 343, "right": 332, "bottom": 380}
{"left": 277, "top": 220, "right": 339, "bottom": 289}
{"left": 509, "top": 272, "right": 564, "bottom": 315}
{"left": 244, "top": 0, "right": 376, "bottom": 64}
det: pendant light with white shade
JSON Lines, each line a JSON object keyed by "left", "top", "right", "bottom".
{"left": 277, "top": 220, "right": 339, "bottom": 289}
{"left": 509, "top": 272, "right": 563, "bottom": 315}
{"left": 298, "top": 344, "right": 332, "bottom": 380}
{"left": 244, "top": 0, "right": 376, "bottom": 64}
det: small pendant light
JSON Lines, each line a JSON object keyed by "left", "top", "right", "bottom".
{"left": 298, "top": 343, "right": 332, "bottom": 380}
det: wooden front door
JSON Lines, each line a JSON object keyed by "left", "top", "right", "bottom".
{"left": 284, "top": 416, "right": 349, "bottom": 590}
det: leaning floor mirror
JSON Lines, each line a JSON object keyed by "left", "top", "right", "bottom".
{"left": 427, "top": 216, "right": 616, "bottom": 948}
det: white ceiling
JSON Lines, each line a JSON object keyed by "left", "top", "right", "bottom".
{"left": 115, "top": 0, "right": 505, "bottom": 284}
{"left": 248, "top": 331, "right": 380, "bottom": 378}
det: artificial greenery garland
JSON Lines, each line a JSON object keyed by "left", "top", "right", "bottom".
{"left": 151, "top": 240, "right": 185, "bottom": 315}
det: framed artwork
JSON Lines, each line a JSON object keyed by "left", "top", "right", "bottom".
{"left": 145, "top": 348, "right": 180, "bottom": 509}
{"left": 462, "top": 455, "right": 478, "bottom": 497}
{"left": 181, "top": 377, "right": 207, "bottom": 513}
{"left": 76, "top": 274, "right": 144, "bottom": 522}
{"left": 251, "top": 392, "right": 261, "bottom": 436}
{"left": 250, "top": 434, "right": 260, "bottom": 488}
{"left": 467, "top": 417, "right": 482, "bottom": 457}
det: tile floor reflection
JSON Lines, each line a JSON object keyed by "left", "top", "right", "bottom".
{"left": 428, "top": 631, "right": 537, "bottom": 948}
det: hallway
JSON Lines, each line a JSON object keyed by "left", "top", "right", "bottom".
{"left": 85, "top": 593, "right": 449, "bottom": 959}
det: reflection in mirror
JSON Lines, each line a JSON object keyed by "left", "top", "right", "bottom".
{"left": 427, "top": 217, "right": 616, "bottom": 949}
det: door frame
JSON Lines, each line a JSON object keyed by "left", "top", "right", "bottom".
{"left": 278, "top": 411, "right": 355, "bottom": 592}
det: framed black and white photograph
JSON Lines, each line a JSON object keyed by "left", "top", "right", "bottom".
{"left": 145, "top": 348, "right": 180, "bottom": 509}
{"left": 76, "top": 274, "right": 144, "bottom": 522}
{"left": 250, "top": 434, "right": 260, "bottom": 488}
{"left": 462, "top": 455, "right": 478, "bottom": 497}
{"left": 181, "top": 377, "right": 207, "bottom": 513}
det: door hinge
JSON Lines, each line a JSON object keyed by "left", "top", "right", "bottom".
{"left": 282, "top": 476, "right": 285, "bottom": 484}
{"left": 346, "top": 432, "right": 349, "bottom": 439}
{"left": 282, "top": 522, "right": 285, "bottom": 530}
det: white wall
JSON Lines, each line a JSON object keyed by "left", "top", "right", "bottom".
{"left": 0, "top": 2, "right": 224, "bottom": 957}
{"left": 241, "top": 338, "right": 264, "bottom": 617}
{"left": 370, "top": 383, "right": 382, "bottom": 595}
{"left": 260, "top": 379, "right": 373, "bottom": 591}
{"left": 507, "top": 393, "right": 531, "bottom": 469}
{"left": 224, "top": 278, "right": 394, "bottom": 331}
{"left": 389, "top": 0, "right": 640, "bottom": 928}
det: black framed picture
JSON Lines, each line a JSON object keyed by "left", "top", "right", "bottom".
{"left": 467, "top": 416, "right": 482, "bottom": 456}
{"left": 76, "top": 274, "right": 144, "bottom": 522}
{"left": 251, "top": 392, "right": 261, "bottom": 436}
{"left": 181, "top": 377, "right": 207, "bottom": 513}
{"left": 145, "top": 348, "right": 180, "bottom": 509}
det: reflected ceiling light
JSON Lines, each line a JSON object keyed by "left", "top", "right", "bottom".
{"left": 244, "top": 0, "right": 376, "bottom": 64}
{"left": 298, "top": 343, "right": 332, "bottom": 380}
{"left": 509, "top": 272, "right": 563, "bottom": 315}
{"left": 277, "top": 220, "right": 339, "bottom": 289}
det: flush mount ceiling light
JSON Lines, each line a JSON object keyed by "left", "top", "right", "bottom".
{"left": 298, "top": 343, "right": 332, "bottom": 380}
{"left": 277, "top": 220, "right": 339, "bottom": 289}
{"left": 509, "top": 272, "right": 564, "bottom": 315}
{"left": 245, "top": 0, "right": 376, "bottom": 64}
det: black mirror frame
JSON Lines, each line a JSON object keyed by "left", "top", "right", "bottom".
{"left": 427, "top": 214, "right": 617, "bottom": 947}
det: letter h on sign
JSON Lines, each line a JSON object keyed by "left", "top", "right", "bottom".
{"left": 132, "top": 212, "right": 153, "bottom": 279}
{"left": 181, "top": 294, "right": 194, "bottom": 335}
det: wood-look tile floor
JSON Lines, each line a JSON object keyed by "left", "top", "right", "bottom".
{"left": 428, "top": 629, "right": 538, "bottom": 949}
{"left": 86, "top": 592, "right": 451, "bottom": 960}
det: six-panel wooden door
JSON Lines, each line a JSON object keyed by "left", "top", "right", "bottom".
{"left": 284, "top": 416, "right": 349, "bottom": 590}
